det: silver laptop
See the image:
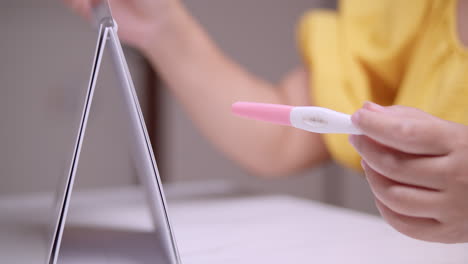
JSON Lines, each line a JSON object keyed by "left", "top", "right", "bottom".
{"left": 44, "top": 1, "right": 181, "bottom": 263}
{"left": 0, "top": 1, "right": 180, "bottom": 262}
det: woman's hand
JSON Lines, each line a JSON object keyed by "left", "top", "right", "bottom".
{"left": 63, "top": 0, "right": 180, "bottom": 51}
{"left": 349, "top": 102, "right": 468, "bottom": 243}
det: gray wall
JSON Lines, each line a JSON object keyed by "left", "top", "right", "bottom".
{"left": 0, "top": 0, "right": 147, "bottom": 195}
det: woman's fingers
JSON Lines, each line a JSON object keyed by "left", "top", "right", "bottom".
{"left": 362, "top": 160, "right": 442, "bottom": 218}
{"left": 365, "top": 103, "right": 425, "bottom": 118}
{"left": 351, "top": 105, "right": 453, "bottom": 156}
{"left": 374, "top": 199, "right": 443, "bottom": 242}
{"left": 63, "top": 0, "right": 99, "bottom": 19}
{"left": 350, "top": 135, "right": 447, "bottom": 190}
{"left": 351, "top": 103, "right": 468, "bottom": 243}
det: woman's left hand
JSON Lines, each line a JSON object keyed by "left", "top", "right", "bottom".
{"left": 349, "top": 102, "right": 468, "bottom": 243}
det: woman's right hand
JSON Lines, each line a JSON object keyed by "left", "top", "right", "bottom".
{"left": 64, "top": 0, "right": 180, "bottom": 51}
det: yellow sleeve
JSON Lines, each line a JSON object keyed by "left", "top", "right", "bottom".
{"left": 298, "top": 0, "right": 431, "bottom": 170}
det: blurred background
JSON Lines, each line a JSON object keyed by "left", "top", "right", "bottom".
{"left": 0, "top": 0, "right": 377, "bottom": 215}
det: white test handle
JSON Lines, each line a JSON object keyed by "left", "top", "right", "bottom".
{"left": 290, "top": 107, "right": 363, "bottom": 135}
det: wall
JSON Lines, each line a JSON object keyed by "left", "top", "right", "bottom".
{"left": 0, "top": 0, "right": 147, "bottom": 196}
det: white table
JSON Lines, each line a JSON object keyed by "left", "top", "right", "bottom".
{"left": 1, "top": 186, "right": 468, "bottom": 263}
{"left": 60, "top": 186, "right": 468, "bottom": 264}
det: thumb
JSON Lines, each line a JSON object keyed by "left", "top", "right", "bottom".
{"left": 352, "top": 102, "right": 452, "bottom": 155}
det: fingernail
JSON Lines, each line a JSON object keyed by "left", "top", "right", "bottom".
{"left": 364, "top": 101, "right": 385, "bottom": 112}
{"left": 360, "top": 159, "right": 366, "bottom": 170}
{"left": 360, "top": 160, "right": 369, "bottom": 180}
{"left": 351, "top": 110, "right": 361, "bottom": 125}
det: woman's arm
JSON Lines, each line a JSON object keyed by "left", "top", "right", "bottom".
{"left": 66, "top": 0, "right": 330, "bottom": 176}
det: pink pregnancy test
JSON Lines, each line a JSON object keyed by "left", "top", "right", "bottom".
{"left": 232, "top": 101, "right": 362, "bottom": 135}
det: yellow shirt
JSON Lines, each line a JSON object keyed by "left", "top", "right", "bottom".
{"left": 299, "top": 0, "right": 468, "bottom": 170}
